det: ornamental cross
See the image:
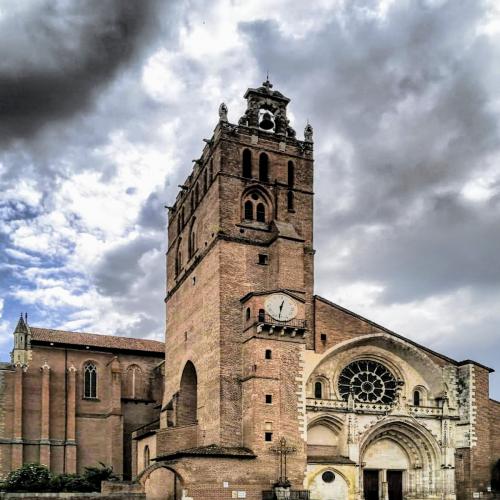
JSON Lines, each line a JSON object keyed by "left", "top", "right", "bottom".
{"left": 270, "top": 437, "right": 297, "bottom": 485}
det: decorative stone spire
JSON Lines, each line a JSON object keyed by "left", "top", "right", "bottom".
{"left": 11, "top": 312, "right": 32, "bottom": 365}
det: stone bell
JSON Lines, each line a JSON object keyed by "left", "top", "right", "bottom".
{"left": 259, "top": 111, "right": 274, "bottom": 130}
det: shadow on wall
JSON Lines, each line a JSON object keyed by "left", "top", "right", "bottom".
{"left": 144, "top": 468, "right": 180, "bottom": 500}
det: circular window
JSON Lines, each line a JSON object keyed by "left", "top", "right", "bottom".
{"left": 338, "top": 360, "right": 397, "bottom": 404}
{"left": 322, "top": 471, "right": 335, "bottom": 483}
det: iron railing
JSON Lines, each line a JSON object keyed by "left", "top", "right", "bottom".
{"left": 256, "top": 313, "right": 307, "bottom": 329}
{"left": 262, "top": 491, "right": 310, "bottom": 500}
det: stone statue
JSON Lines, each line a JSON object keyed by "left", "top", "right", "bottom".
{"left": 304, "top": 122, "right": 313, "bottom": 143}
{"left": 218, "top": 102, "right": 228, "bottom": 122}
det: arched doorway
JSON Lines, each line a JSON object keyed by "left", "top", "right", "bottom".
{"left": 177, "top": 361, "right": 197, "bottom": 426}
{"left": 141, "top": 464, "right": 183, "bottom": 500}
{"left": 360, "top": 419, "right": 443, "bottom": 500}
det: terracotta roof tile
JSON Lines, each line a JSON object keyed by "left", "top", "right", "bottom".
{"left": 30, "top": 327, "right": 164, "bottom": 354}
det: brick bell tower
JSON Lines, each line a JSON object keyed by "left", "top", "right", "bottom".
{"left": 158, "top": 80, "right": 314, "bottom": 498}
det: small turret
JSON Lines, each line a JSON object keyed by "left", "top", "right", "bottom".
{"left": 11, "top": 313, "right": 32, "bottom": 365}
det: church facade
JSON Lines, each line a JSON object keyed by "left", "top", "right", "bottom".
{"left": 0, "top": 81, "right": 499, "bottom": 500}
{"left": 0, "top": 317, "right": 165, "bottom": 481}
{"left": 135, "top": 81, "right": 500, "bottom": 500}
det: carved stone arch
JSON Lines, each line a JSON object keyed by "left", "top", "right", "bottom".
{"left": 306, "top": 465, "right": 352, "bottom": 500}
{"left": 360, "top": 417, "right": 442, "bottom": 472}
{"left": 307, "top": 414, "right": 344, "bottom": 434}
{"left": 240, "top": 184, "right": 273, "bottom": 224}
{"left": 306, "top": 333, "right": 446, "bottom": 398}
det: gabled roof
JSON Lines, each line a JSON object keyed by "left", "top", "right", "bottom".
{"left": 30, "top": 327, "right": 164, "bottom": 354}
{"left": 314, "top": 295, "right": 494, "bottom": 373}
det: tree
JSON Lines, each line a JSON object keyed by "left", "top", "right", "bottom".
{"left": 2, "top": 463, "right": 51, "bottom": 492}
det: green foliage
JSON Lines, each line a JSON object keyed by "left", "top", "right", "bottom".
{"left": 3, "top": 463, "right": 52, "bottom": 492}
{"left": 1, "top": 462, "right": 117, "bottom": 493}
{"left": 83, "top": 462, "right": 118, "bottom": 492}
{"left": 49, "top": 473, "right": 93, "bottom": 493}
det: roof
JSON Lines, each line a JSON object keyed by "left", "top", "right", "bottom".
{"left": 314, "top": 295, "right": 494, "bottom": 373}
{"left": 30, "top": 327, "right": 165, "bottom": 354}
{"left": 155, "top": 444, "right": 256, "bottom": 461}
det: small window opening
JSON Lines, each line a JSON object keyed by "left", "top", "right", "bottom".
{"left": 258, "top": 309, "right": 266, "bottom": 322}
{"left": 320, "top": 333, "right": 327, "bottom": 343}
{"left": 256, "top": 203, "right": 266, "bottom": 223}
{"left": 287, "top": 190, "right": 294, "bottom": 211}
{"left": 209, "top": 159, "right": 213, "bottom": 182}
{"left": 246, "top": 307, "right": 251, "bottom": 321}
{"left": 204, "top": 170, "right": 208, "bottom": 192}
{"left": 314, "top": 381, "right": 323, "bottom": 399}
{"left": 265, "top": 394, "right": 272, "bottom": 404}
{"left": 242, "top": 149, "right": 252, "bottom": 178}
{"left": 288, "top": 161, "right": 294, "bottom": 186}
{"left": 264, "top": 432, "right": 273, "bottom": 442}
{"left": 258, "top": 254, "right": 268, "bottom": 265}
{"left": 244, "top": 201, "right": 254, "bottom": 220}
{"left": 265, "top": 349, "right": 272, "bottom": 360}
{"left": 413, "top": 390, "right": 421, "bottom": 406}
{"left": 144, "top": 445, "right": 150, "bottom": 469}
{"left": 259, "top": 153, "right": 269, "bottom": 182}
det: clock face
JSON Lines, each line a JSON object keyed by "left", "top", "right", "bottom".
{"left": 264, "top": 293, "right": 298, "bottom": 321}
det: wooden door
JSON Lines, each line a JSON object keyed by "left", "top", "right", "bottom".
{"left": 363, "top": 470, "right": 379, "bottom": 500}
{"left": 387, "top": 470, "right": 403, "bottom": 500}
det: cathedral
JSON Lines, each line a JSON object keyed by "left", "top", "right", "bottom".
{"left": 1, "top": 81, "right": 499, "bottom": 500}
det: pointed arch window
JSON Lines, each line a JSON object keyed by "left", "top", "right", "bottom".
{"left": 144, "top": 445, "right": 150, "bottom": 469}
{"left": 209, "top": 159, "right": 213, "bottom": 183}
{"left": 242, "top": 149, "right": 252, "bottom": 178}
{"left": 242, "top": 189, "right": 270, "bottom": 225}
{"left": 84, "top": 362, "right": 97, "bottom": 399}
{"left": 259, "top": 153, "right": 269, "bottom": 182}
{"left": 204, "top": 169, "right": 208, "bottom": 193}
{"left": 256, "top": 203, "right": 266, "bottom": 223}
{"left": 126, "top": 365, "right": 143, "bottom": 399}
{"left": 189, "top": 220, "right": 197, "bottom": 258}
{"left": 175, "top": 239, "right": 182, "bottom": 276}
{"left": 244, "top": 200, "right": 254, "bottom": 220}
{"left": 288, "top": 161, "right": 294, "bottom": 186}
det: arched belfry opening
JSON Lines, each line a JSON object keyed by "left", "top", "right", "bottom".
{"left": 177, "top": 361, "right": 197, "bottom": 426}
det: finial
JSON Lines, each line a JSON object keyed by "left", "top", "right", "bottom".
{"left": 218, "top": 102, "right": 228, "bottom": 122}
{"left": 304, "top": 122, "right": 313, "bottom": 143}
{"left": 262, "top": 75, "right": 273, "bottom": 92}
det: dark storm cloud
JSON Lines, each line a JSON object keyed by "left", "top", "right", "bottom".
{"left": 93, "top": 236, "right": 159, "bottom": 296}
{"left": 0, "top": 0, "right": 164, "bottom": 142}
{"left": 240, "top": 0, "right": 500, "bottom": 304}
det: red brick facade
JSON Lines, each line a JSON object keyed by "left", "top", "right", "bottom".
{"left": 0, "top": 321, "right": 164, "bottom": 480}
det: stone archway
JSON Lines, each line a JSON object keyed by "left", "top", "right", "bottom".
{"left": 359, "top": 418, "right": 444, "bottom": 499}
{"left": 307, "top": 467, "right": 350, "bottom": 500}
{"left": 177, "top": 361, "right": 197, "bottom": 426}
{"left": 139, "top": 463, "right": 183, "bottom": 500}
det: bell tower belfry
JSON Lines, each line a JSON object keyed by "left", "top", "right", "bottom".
{"left": 158, "top": 80, "right": 314, "bottom": 497}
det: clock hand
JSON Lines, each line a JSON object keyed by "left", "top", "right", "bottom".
{"left": 279, "top": 300, "right": 284, "bottom": 319}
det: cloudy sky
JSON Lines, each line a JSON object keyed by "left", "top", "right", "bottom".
{"left": 0, "top": 0, "right": 499, "bottom": 398}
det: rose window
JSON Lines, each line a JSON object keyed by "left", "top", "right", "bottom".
{"left": 338, "top": 360, "right": 398, "bottom": 404}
